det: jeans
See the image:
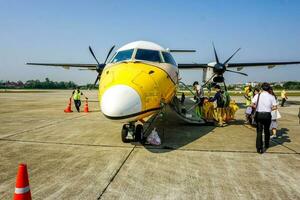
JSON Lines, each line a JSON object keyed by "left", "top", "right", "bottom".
{"left": 256, "top": 112, "right": 272, "bottom": 150}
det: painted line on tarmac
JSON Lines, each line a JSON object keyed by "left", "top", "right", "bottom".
{"left": 97, "top": 146, "right": 136, "bottom": 200}
{"left": 269, "top": 138, "right": 299, "bottom": 154}
{"left": 1, "top": 114, "right": 89, "bottom": 139}
{"left": 0, "top": 138, "right": 133, "bottom": 149}
{"left": 242, "top": 123, "right": 299, "bottom": 154}
{"left": 0, "top": 137, "right": 296, "bottom": 155}
{"left": 135, "top": 146, "right": 299, "bottom": 155}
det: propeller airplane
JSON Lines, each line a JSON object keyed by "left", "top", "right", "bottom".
{"left": 27, "top": 40, "right": 300, "bottom": 142}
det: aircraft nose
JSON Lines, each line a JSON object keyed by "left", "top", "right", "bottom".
{"left": 100, "top": 85, "right": 142, "bottom": 118}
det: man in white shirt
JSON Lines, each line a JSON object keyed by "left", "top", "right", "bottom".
{"left": 193, "top": 81, "right": 204, "bottom": 119}
{"left": 193, "top": 81, "right": 204, "bottom": 99}
{"left": 252, "top": 83, "right": 277, "bottom": 154}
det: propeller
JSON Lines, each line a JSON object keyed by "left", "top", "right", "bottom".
{"left": 89, "top": 45, "right": 115, "bottom": 86}
{"left": 224, "top": 48, "right": 241, "bottom": 65}
{"left": 212, "top": 43, "right": 220, "bottom": 64}
{"left": 211, "top": 43, "right": 247, "bottom": 76}
{"left": 225, "top": 69, "right": 248, "bottom": 76}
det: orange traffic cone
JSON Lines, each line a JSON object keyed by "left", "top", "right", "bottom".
{"left": 13, "top": 163, "right": 32, "bottom": 200}
{"left": 84, "top": 99, "right": 89, "bottom": 113}
{"left": 64, "top": 98, "right": 73, "bottom": 113}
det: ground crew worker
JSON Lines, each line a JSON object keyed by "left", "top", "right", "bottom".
{"left": 252, "top": 82, "right": 277, "bottom": 154}
{"left": 281, "top": 89, "right": 288, "bottom": 107}
{"left": 71, "top": 87, "right": 88, "bottom": 112}
{"left": 209, "top": 85, "right": 225, "bottom": 126}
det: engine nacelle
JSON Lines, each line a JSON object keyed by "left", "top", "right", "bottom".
{"left": 202, "top": 67, "right": 214, "bottom": 83}
{"left": 213, "top": 76, "right": 224, "bottom": 83}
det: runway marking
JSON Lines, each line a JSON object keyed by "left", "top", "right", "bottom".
{"left": 97, "top": 145, "right": 136, "bottom": 200}
{"left": 0, "top": 137, "right": 298, "bottom": 156}
{"left": 0, "top": 138, "right": 133, "bottom": 149}
{"left": 270, "top": 138, "right": 299, "bottom": 154}
{"left": 136, "top": 146, "right": 299, "bottom": 155}
{"left": 1, "top": 114, "right": 88, "bottom": 139}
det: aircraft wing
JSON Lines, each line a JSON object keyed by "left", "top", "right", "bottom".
{"left": 26, "top": 63, "right": 97, "bottom": 70}
{"left": 178, "top": 61, "right": 300, "bottom": 69}
{"left": 226, "top": 61, "right": 300, "bottom": 68}
{"left": 177, "top": 64, "right": 208, "bottom": 69}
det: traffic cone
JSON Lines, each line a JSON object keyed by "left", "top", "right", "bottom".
{"left": 64, "top": 98, "right": 73, "bottom": 113}
{"left": 13, "top": 163, "right": 32, "bottom": 200}
{"left": 84, "top": 99, "right": 89, "bottom": 113}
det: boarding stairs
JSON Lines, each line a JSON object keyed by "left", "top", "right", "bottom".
{"left": 169, "top": 82, "right": 206, "bottom": 125}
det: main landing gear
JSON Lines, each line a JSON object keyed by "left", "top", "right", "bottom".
{"left": 121, "top": 122, "right": 144, "bottom": 143}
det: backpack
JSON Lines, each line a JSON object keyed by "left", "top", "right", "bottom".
{"left": 221, "top": 91, "right": 231, "bottom": 107}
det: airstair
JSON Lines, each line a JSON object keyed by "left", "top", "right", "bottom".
{"left": 169, "top": 82, "right": 206, "bottom": 125}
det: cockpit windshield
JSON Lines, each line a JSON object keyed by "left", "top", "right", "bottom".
{"left": 111, "top": 49, "right": 134, "bottom": 63}
{"left": 135, "top": 49, "right": 161, "bottom": 63}
{"left": 162, "top": 52, "right": 177, "bottom": 66}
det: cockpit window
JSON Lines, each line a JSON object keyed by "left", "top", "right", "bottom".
{"left": 111, "top": 49, "right": 134, "bottom": 63}
{"left": 162, "top": 52, "right": 177, "bottom": 66}
{"left": 135, "top": 49, "right": 161, "bottom": 63}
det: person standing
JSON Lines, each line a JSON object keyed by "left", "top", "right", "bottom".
{"left": 193, "top": 81, "right": 204, "bottom": 119}
{"left": 209, "top": 85, "right": 225, "bottom": 126}
{"left": 71, "top": 87, "right": 87, "bottom": 112}
{"left": 245, "top": 87, "right": 254, "bottom": 124}
{"left": 250, "top": 88, "right": 260, "bottom": 125}
{"left": 244, "top": 85, "right": 253, "bottom": 107}
{"left": 269, "top": 88, "right": 280, "bottom": 138}
{"left": 252, "top": 83, "right": 277, "bottom": 154}
{"left": 281, "top": 89, "right": 288, "bottom": 107}
{"left": 193, "top": 81, "right": 204, "bottom": 100}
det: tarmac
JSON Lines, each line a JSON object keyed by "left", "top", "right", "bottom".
{"left": 0, "top": 90, "right": 299, "bottom": 200}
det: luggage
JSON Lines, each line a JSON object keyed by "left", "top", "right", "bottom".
{"left": 245, "top": 106, "right": 253, "bottom": 115}
{"left": 146, "top": 128, "right": 161, "bottom": 145}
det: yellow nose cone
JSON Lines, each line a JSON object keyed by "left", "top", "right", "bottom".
{"left": 99, "top": 62, "right": 176, "bottom": 120}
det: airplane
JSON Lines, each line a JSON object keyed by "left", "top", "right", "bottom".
{"left": 27, "top": 40, "right": 300, "bottom": 143}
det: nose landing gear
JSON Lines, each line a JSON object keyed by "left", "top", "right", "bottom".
{"left": 121, "top": 122, "right": 144, "bottom": 143}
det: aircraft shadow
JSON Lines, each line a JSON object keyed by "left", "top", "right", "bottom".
{"left": 139, "top": 107, "right": 215, "bottom": 153}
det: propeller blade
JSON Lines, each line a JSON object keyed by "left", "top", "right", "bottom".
{"left": 104, "top": 45, "right": 115, "bottom": 64}
{"left": 89, "top": 46, "right": 100, "bottom": 65}
{"left": 93, "top": 75, "right": 99, "bottom": 87}
{"left": 212, "top": 43, "right": 220, "bottom": 64}
{"left": 226, "top": 69, "right": 248, "bottom": 76}
{"left": 224, "top": 48, "right": 241, "bottom": 65}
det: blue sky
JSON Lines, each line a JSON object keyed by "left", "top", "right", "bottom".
{"left": 0, "top": 0, "right": 300, "bottom": 84}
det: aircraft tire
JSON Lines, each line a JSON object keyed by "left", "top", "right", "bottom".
{"left": 121, "top": 125, "right": 130, "bottom": 143}
{"left": 135, "top": 124, "right": 143, "bottom": 142}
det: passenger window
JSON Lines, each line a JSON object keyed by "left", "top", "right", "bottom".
{"left": 135, "top": 49, "right": 161, "bottom": 63}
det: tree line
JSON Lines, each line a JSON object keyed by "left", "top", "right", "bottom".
{"left": 0, "top": 78, "right": 97, "bottom": 89}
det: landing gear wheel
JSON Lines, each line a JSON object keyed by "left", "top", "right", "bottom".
{"left": 121, "top": 125, "right": 130, "bottom": 143}
{"left": 135, "top": 124, "right": 143, "bottom": 142}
